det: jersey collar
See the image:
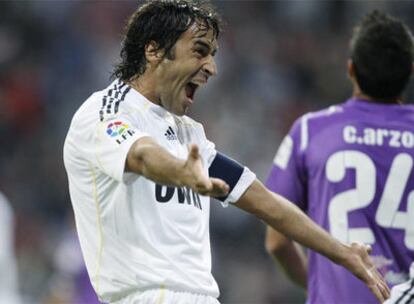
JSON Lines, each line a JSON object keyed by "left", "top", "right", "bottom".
{"left": 345, "top": 97, "right": 409, "bottom": 111}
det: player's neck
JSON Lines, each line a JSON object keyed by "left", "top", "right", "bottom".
{"left": 128, "top": 76, "right": 161, "bottom": 106}
{"left": 353, "top": 88, "right": 402, "bottom": 105}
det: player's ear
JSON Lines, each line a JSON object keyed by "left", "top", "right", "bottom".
{"left": 347, "top": 59, "right": 355, "bottom": 80}
{"left": 145, "top": 41, "right": 165, "bottom": 64}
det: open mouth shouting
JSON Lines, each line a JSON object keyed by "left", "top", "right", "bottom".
{"left": 185, "top": 82, "right": 199, "bottom": 102}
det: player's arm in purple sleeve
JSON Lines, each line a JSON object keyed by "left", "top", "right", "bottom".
{"left": 126, "top": 136, "right": 229, "bottom": 197}
{"left": 265, "top": 226, "right": 307, "bottom": 289}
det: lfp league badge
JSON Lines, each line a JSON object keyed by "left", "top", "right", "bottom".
{"left": 106, "top": 121, "right": 135, "bottom": 144}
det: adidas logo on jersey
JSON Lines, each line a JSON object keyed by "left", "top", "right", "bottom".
{"left": 165, "top": 126, "right": 177, "bottom": 141}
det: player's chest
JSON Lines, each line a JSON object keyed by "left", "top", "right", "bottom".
{"left": 147, "top": 118, "right": 189, "bottom": 158}
{"left": 153, "top": 183, "right": 206, "bottom": 212}
{"left": 132, "top": 180, "right": 210, "bottom": 222}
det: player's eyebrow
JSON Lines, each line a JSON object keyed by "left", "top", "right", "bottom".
{"left": 194, "top": 39, "right": 218, "bottom": 56}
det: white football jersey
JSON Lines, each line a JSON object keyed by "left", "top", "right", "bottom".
{"left": 63, "top": 79, "right": 255, "bottom": 302}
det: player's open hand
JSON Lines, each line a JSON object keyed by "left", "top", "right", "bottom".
{"left": 342, "top": 242, "right": 390, "bottom": 303}
{"left": 183, "top": 144, "right": 229, "bottom": 197}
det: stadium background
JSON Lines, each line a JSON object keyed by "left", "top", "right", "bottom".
{"left": 1, "top": 1, "right": 413, "bottom": 303}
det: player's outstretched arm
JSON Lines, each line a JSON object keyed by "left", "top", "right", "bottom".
{"left": 126, "top": 137, "right": 229, "bottom": 197}
{"left": 235, "top": 179, "right": 390, "bottom": 303}
{"left": 265, "top": 226, "right": 308, "bottom": 289}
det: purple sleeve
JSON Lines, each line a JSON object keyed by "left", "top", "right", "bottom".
{"left": 265, "top": 118, "right": 308, "bottom": 211}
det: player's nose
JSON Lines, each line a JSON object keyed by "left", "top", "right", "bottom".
{"left": 202, "top": 56, "right": 217, "bottom": 78}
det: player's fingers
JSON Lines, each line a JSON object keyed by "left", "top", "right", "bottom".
{"left": 209, "top": 178, "right": 229, "bottom": 197}
{"left": 365, "top": 244, "right": 372, "bottom": 254}
{"left": 383, "top": 279, "right": 390, "bottom": 298}
{"left": 210, "top": 178, "right": 230, "bottom": 196}
{"left": 378, "top": 281, "right": 390, "bottom": 301}
{"left": 375, "top": 286, "right": 385, "bottom": 303}
{"left": 195, "top": 178, "right": 213, "bottom": 195}
{"left": 188, "top": 144, "right": 200, "bottom": 160}
{"left": 369, "top": 282, "right": 386, "bottom": 303}
{"left": 367, "top": 267, "right": 390, "bottom": 303}
{"left": 371, "top": 269, "right": 390, "bottom": 300}
{"left": 376, "top": 281, "right": 390, "bottom": 303}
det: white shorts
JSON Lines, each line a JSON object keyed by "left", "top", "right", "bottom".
{"left": 112, "top": 288, "right": 220, "bottom": 304}
{"left": 384, "top": 278, "right": 414, "bottom": 304}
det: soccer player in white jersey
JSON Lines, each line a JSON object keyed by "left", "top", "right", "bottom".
{"left": 63, "top": 1, "right": 389, "bottom": 303}
{"left": 0, "top": 191, "right": 21, "bottom": 304}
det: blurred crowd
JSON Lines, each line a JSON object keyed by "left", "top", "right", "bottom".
{"left": 1, "top": 1, "right": 413, "bottom": 303}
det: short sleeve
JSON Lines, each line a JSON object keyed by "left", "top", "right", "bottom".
{"left": 266, "top": 117, "right": 308, "bottom": 211}
{"left": 186, "top": 120, "right": 217, "bottom": 169}
{"left": 94, "top": 115, "right": 149, "bottom": 183}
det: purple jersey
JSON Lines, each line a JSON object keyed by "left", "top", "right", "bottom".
{"left": 266, "top": 98, "right": 414, "bottom": 304}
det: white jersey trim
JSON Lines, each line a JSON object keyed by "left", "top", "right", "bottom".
{"left": 88, "top": 162, "right": 104, "bottom": 298}
{"left": 300, "top": 114, "right": 309, "bottom": 152}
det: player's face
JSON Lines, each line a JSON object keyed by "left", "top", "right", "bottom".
{"left": 156, "top": 24, "right": 218, "bottom": 116}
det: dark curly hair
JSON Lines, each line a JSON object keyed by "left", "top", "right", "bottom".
{"left": 350, "top": 10, "right": 414, "bottom": 100}
{"left": 113, "top": 0, "right": 222, "bottom": 81}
